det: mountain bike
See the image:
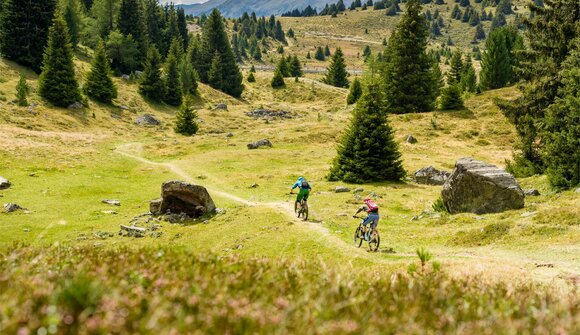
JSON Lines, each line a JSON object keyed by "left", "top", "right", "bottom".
{"left": 296, "top": 199, "right": 309, "bottom": 221}
{"left": 353, "top": 216, "right": 380, "bottom": 252}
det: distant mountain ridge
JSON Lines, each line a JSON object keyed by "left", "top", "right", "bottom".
{"left": 179, "top": 0, "right": 339, "bottom": 18}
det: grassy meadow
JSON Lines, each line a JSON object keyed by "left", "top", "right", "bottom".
{"left": 1, "top": 5, "right": 579, "bottom": 332}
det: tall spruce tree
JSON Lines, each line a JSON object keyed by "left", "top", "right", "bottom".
{"left": 0, "top": 0, "right": 57, "bottom": 73}
{"left": 323, "top": 48, "right": 349, "bottom": 88}
{"left": 271, "top": 67, "right": 285, "bottom": 88}
{"left": 61, "top": 0, "right": 83, "bottom": 49}
{"left": 382, "top": 0, "right": 438, "bottom": 113}
{"left": 480, "top": 28, "right": 512, "bottom": 89}
{"left": 139, "top": 46, "right": 166, "bottom": 102}
{"left": 460, "top": 54, "right": 477, "bottom": 92}
{"left": 543, "top": 37, "right": 580, "bottom": 188}
{"left": 289, "top": 55, "right": 303, "bottom": 77}
{"left": 16, "top": 74, "right": 30, "bottom": 107}
{"left": 199, "top": 9, "right": 244, "bottom": 97}
{"left": 84, "top": 40, "right": 117, "bottom": 103}
{"left": 118, "top": 0, "right": 147, "bottom": 66}
{"left": 347, "top": 77, "right": 363, "bottom": 104}
{"left": 174, "top": 96, "right": 199, "bottom": 136}
{"left": 144, "top": 0, "right": 165, "bottom": 52}
{"left": 208, "top": 52, "right": 224, "bottom": 90}
{"left": 315, "top": 47, "right": 325, "bottom": 61}
{"left": 447, "top": 51, "right": 464, "bottom": 84}
{"left": 439, "top": 84, "right": 464, "bottom": 110}
{"left": 164, "top": 39, "right": 183, "bottom": 106}
{"left": 91, "top": 0, "right": 118, "bottom": 38}
{"left": 38, "top": 18, "right": 82, "bottom": 107}
{"left": 328, "top": 84, "right": 406, "bottom": 183}
{"left": 498, "top": 0, "right": 580, "bottom": 177}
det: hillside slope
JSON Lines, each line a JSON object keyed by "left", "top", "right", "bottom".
{"left": 181, "top": 0, "right": 337, "bottom": 17}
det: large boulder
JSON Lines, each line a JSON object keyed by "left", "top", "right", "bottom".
{"left": 0, "top": 177, "right": 10, "bottom": 190}
{"left": 442, "top": 158, "right": 524, "bottom": 214}
{"left": 414, "top": 166, "right": 451, "bottom": 186}
{"left": 150, "top": 181, "right": 216, "bottom": 217}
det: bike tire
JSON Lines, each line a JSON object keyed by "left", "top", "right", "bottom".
{"left": 303, "top": 203, "right": 309, "bottom": 221}
{"left": 369, "top": 231, "right": 380, "bottom": 252}
{"left": 354, "top": 227, "right": 363, "bottom": 248}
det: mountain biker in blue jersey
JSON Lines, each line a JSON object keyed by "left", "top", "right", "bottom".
{"left": 354, "top": 199, "right": 379, "bottom": 241}
{"left": 290, "top": 177, "right": 312, "bottom": 211}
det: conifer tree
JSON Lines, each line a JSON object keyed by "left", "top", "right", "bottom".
{"left": 199, "top": 9, "right": 244, "bottom": 97}
{"left": 328, "top": 84, "right": 406, "bottom": 183}
{"left": 323, "top": 48, "right": 349, "bottom": 88}
{"left": 139, "top": 46, "right": 166, "bottom": 102}
{"left": 325, "top": 45, "right": 331, "bottom": 56}
{"left": 164, "top": 39, "right": 183, "bottom": 106}
{"left": 16, "top": 75, "right": 29, "bottom": 107}
{"left": 306, "top": 51, "right": 311, "bottom": 59}
{"left": 118, "top": 0, "right": 147, "bottom": 64}
{"left": 460, "top": 54, "right": 477, "bottom": 92}
{"left": 174, "top": 96, "right": 199, "bottom": 136}
{"left": 144, "top": 0, "right": 165, "bottom": 52}
{"left": 543, "top": 37, "right": 580, "bottom": 188}
{"left": 61, "top": 0, "right": 83, "bottom": 49}
{"left": 271, "top": 67, "right": 285, "bottom": 88}
{"left": 474, "top": 24, "right": 486, "bottom": 40}
{"left": 440, "top": 84, "right": 464, "bottom": 109}
{"left": 208, "top": 52, "right": 224, "bottom": 91}
{"left": 382, "top": 0, "right": 438, "bottom": 113}
{"left": 84, "top": 40, "right": 117, "bottom": 103}
{"left": 276, "top": 57, "right": 291, "bottom": 77}
{"left": 498, "top": 0, "right": 579, "bottom": 175}
{"left": 179, "top": 55, "right": 198, "bottom": 96}
{"left": 247, "top": 72, "right": 256, "bottom": 82}
{"left": 250, "top": 64, "right": 256, "bottom": 73}
{"left": 289, "top": 55, "right": 303, "bottom": 77}
{"left": 106, "top": 30, "right": 140, "bottom": 75}
{"left": 177, "top": 7, "right": 189, "bottom": 49}
{"left": 480, "top": 28, "right": 512, "bottom": 89}
{"left": 447, "top": 51, "right": 464, "bottom": 84}
{"left": 92, "top": 0, "right": 119, "bottom": 38}
{"left": 38, "top": 18, "right": 82, "bottom": 107}
{"left": 0, "top": 0, "right": 57, "bottom": 73}
{"left": 346, "top": 77, "right": 363, "bottom": 104}
{"left": 315, "top": 47, "right": 325, "bottom": 61}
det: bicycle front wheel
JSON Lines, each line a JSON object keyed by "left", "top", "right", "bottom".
{"left": 354, "top": 227, "right": 363, "bottom": 248}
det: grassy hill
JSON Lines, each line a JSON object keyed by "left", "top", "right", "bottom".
{"left": 1, "top": 4, "right": 579, "bottom": 332}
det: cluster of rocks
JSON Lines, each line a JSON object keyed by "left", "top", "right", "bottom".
{"left": 413, "top": 166, "right": 451, "bottom": 186}
{"left": 3, "top": 203, "right": 25, "bottom": 213}
{"left": 247, "top": 139, "right": 272, "bottom": 150}
{"left": 135, "top": 114, "right": 161, "bottom": 126}
{"left": 405, "top": 135, "right": 418, "bottom": 144}
{"left": 441, "top": 158, "right": 525, "bottom": 214}
{"left": 245, "top": 109, "right": 294, "bottom": 120}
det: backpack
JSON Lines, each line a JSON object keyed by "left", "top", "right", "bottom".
{"left": 364, "top": 199, "right": 379, "bottom": 212}
{"left": 301, "top": 181, "right": 310, "bottom": 189}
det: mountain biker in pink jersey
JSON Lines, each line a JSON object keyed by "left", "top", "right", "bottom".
{"left": 354, "top": 198, "right": 379, "bottom": 241}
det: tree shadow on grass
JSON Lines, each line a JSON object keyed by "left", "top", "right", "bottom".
{"left": 437, "top": 107, "right": 476, "bottom": 119}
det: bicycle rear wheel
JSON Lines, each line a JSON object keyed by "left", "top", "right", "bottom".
{"left": 369, "top": 231, "right": 380, "bottom": 252}
{"left": 354, "top": 226, "right": 363, "bottom": 248}
{"left": 302, "top": 202, "right": 309, "bottom": 221}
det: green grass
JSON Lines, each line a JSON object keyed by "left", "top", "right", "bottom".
{"left": 1, "top": 246, "right": 577, "bottom": 334}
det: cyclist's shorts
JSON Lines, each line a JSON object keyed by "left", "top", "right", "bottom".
{"left": 296, "top": 189, "right": 310, "bottom": 202}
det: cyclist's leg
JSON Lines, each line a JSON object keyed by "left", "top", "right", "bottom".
{"left": 296, "top": 192, "right": 304, "bottom": 210}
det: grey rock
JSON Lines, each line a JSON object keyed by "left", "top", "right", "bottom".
{"left": 249, "top": 183, "right": 259, "bottom": 188}
{"left": 405, "top": 135, "right": 418, "bottom": 144}
{"left": 3, "top": 203, "right": 24, "bottom": 213}
{"left": 442, "top": 158, "right": 524, "bottom": 214}
{"left": 68, "top": 102, "right": 83, "bottom": 110}
{"left": 247, "top": 139, "right": 272, "bottom": 149}
{"left": 215, "top": 103, "right": 228, "bottom": 110}
{"left": 414, "top": 166, "right": 451, "bottom": 186}
{"left": 524, "top": 189, "right": 541, "bottom": 196}
{"left": 135, "top": 114, "right": 161, "bottom": 126}
{"left": 335, "top": 186, "right": 351, "bottom": 193}
{"left": 575, "top": 188, "right": 580, "bottom": 194}
{"left": 102, "top": 199, "right": 120, "bottom": 206}
{"left": 121, "top": 74, "right": 131, "bottom": 81}
{"left": 353, "top": 187, "right": 364, "bottom": 193}
{"left": 225, "top": 132, "right": 234, "bottom": 138}
{"left": 245, "top": 109, "right": 293, "bottom": 120}
{"left": 134, "top": 71, "right": 144, "bottom": 78}
{"left": 0, "top": 177, "right": 11, "bottom": 190}
{"left": 119, "top": 105, "right": 130, "bottom": 110}
{"left": 150, "top": 198, "right": 162, "bottom": 214}
{"left": 151, "top": 181, "right": 216, "bottom": 218}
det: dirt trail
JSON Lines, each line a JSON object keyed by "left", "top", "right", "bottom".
{"left": 114, "top": 143, "right": 580, "bottom": 284}
{"left": 115, "top": 143, "right": 373, "bottom": 258}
